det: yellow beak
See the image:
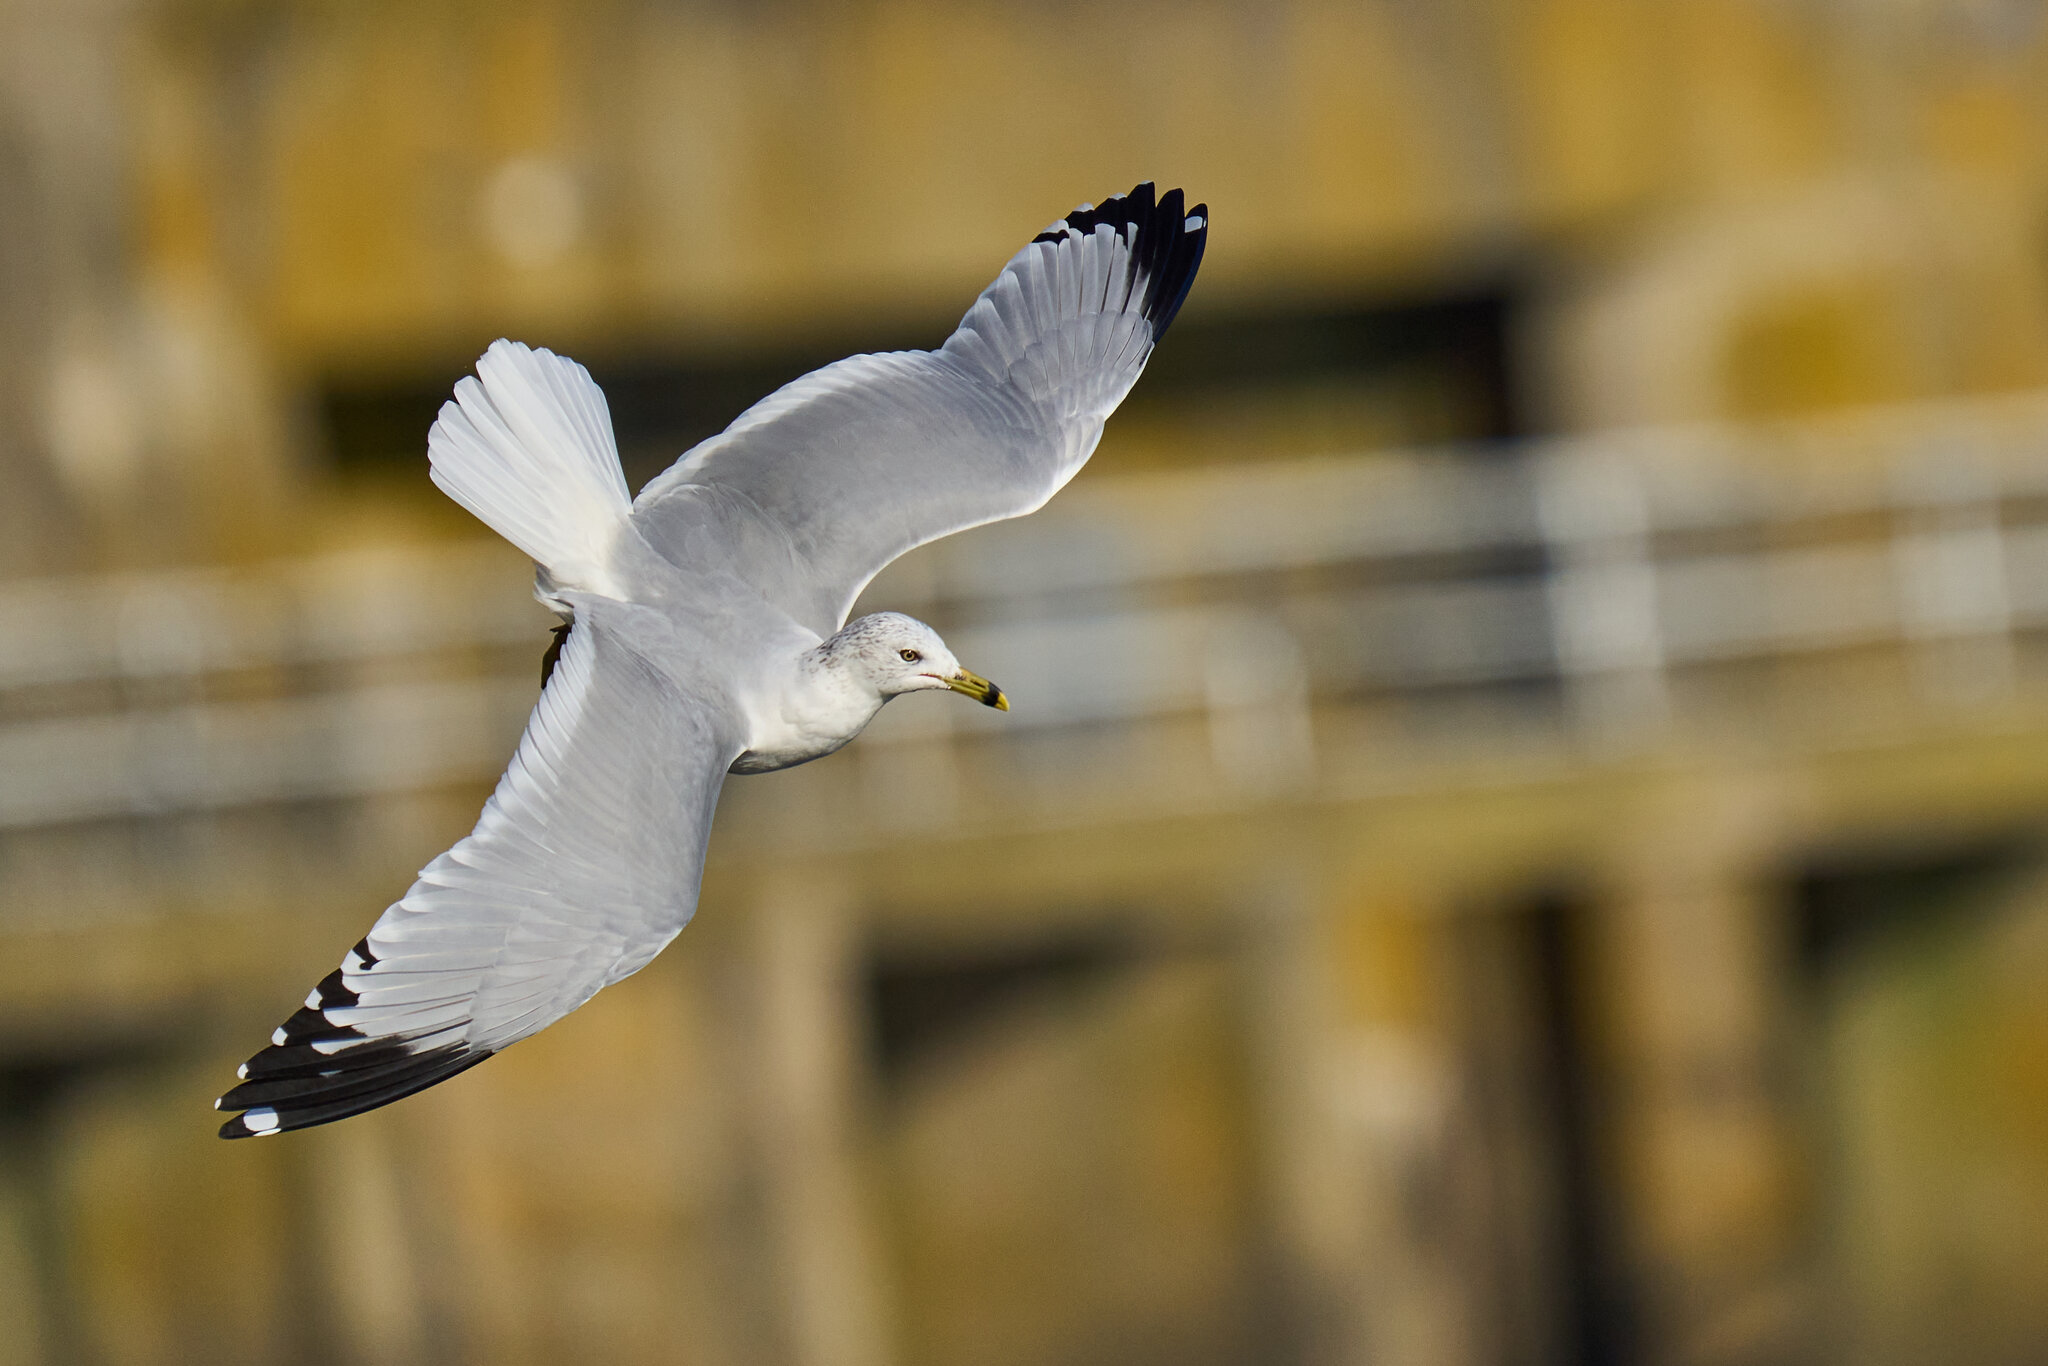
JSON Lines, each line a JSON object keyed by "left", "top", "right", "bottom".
{"left": 945, "top": 668, "right": 1010, "bottom": 711}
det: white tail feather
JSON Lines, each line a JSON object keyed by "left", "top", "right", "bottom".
{"left": 428, "top": 340, "right": 632, "bottom": 595}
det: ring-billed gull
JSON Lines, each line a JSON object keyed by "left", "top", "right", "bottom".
{"left": 216, "top": 183, "right": 1207, "bottom": 1137}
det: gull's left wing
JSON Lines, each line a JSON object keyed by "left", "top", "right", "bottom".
{"left": 632, "top": 182, "right": 1206, "bottom": 637}
{"left": 216, "top": 612, "right": 737, "bottom": 1137}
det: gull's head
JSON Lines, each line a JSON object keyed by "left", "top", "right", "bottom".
{"left": 829, "top": 612, "right": 1009, "bottom": 710}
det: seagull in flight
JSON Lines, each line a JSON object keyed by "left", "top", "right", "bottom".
{"left": 216, "top": 183, "right": 1207, "bottom": 1137}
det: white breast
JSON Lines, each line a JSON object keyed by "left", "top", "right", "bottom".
{"left": 728, "top": 656, "right": 885, "bottom": 774}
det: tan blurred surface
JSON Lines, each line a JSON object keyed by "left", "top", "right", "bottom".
{"left": 9, "top": 2, "right": 2048, "bottom": 1364}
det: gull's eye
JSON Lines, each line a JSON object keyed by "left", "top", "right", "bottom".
{"left": 899, "top": 649, "right": 922, "bottom": 663}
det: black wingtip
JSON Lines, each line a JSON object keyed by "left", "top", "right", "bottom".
{"left": 216, "top": 956, "right": 492, "bottom": 1139}
{"left": 217, "top": 1042, "right": 492, "bottom": 1139}
{"left": 219, "top": 1111, "right": 280, "bottom": 1139}
{"left": 1033, "top": 181, "right": 1208, "bottom": 341}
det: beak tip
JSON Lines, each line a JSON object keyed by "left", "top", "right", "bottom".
{"left": 949, "top": 669, "right": 1009, "bottom": 711}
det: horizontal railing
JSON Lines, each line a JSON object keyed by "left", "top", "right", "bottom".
{"left": 7, "top": 391, "right": 2048, "bottom": 829}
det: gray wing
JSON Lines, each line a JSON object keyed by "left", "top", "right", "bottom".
{"left": 216, "top": 610, "right": 737, "bottom": 1137}
{"left": 632, "top": 183, "right": 1207, "bottom": 637}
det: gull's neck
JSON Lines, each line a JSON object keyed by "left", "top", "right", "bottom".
{"left": 729, "top": 639, "right": 885, "bottom": 775}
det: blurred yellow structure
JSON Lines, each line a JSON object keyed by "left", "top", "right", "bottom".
{"left": 8, "top": 3, "right": 2048, "bottom": 1365}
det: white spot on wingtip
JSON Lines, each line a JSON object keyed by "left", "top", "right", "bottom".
{"left": 304, "top": 989, "right": 322, "bottom": 1009}
{"left": 243, "top": 1107, "right": 280, "bottom": 1134}
{"left": 271, "top": 1027, "right": 288, "bottom": 1046}
{"left": 213, "top": 1098, "right": 222, "bottom": 1110}
{"left": 1185, "top": 215, "right": 1205, "bottom": 231}
{"left": 237, "top": 1063, "right": 249, "bottom": 1079}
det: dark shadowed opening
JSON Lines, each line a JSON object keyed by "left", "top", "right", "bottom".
{"left": 1790, "top": 833, "right": 2035, "bottom": 979}
{"left": 861, "top": 930, "right": 1136, "bottom": 1090}
{"left": 314, "top": 286, "right": 1525, "bottom": 490}
{"left": 1524, "top": 891, "right": 1640, "bottom": 1366}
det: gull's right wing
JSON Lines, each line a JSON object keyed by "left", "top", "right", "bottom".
{"left": 631, "top": 183, "right": 1207, "bottom": 638}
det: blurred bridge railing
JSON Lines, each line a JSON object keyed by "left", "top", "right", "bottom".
{"left": 6, "top": 389, "right": 2048, "bottom": 837}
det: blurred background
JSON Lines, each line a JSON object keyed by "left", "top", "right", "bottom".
{"left": 6, "top": 2, "right": 2048, "bottom": 1364}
